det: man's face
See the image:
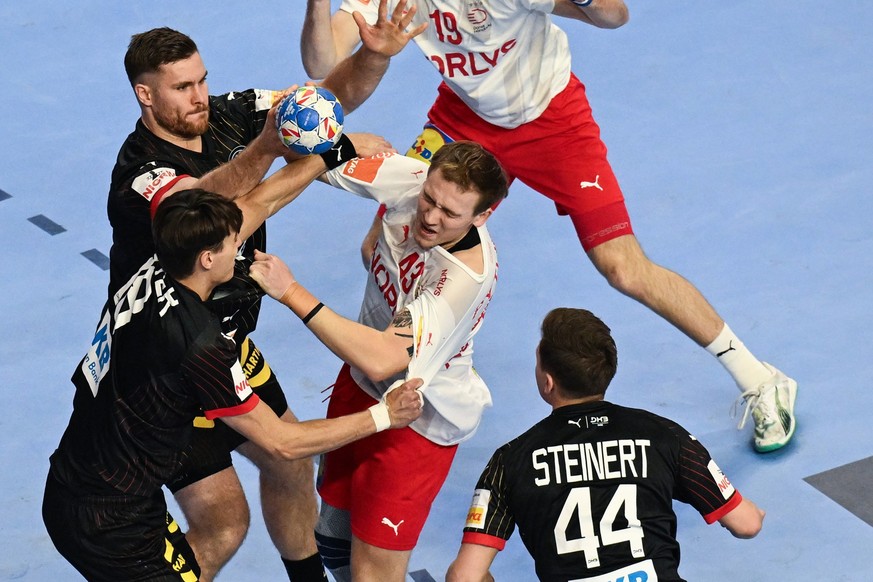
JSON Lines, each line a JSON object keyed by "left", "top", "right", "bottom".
{"left": 412, "top": 168, "right": 491, "bottom": 249}
{"left": 211, "top": 232, "right": 240, "bottom": 285}
{"left": 140, "top": 52, "right": 209, "bottom": 139}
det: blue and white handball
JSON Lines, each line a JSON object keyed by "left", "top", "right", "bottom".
{"left": 275, "top": 86, "right": 344, "bottom": 155}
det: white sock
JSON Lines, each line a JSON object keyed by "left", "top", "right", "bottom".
{"left": 705, "top": 323, "right": 772, "bottom": 392}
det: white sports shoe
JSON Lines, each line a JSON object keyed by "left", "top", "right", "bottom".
{"left": 734, "top": 363, "right": 797, "bottom": 453}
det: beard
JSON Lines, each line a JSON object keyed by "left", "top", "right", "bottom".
{"left": 154, "top": 106, "right": 209, "bottom": 139}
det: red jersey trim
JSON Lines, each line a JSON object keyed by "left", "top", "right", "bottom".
{"left": 149, "top": 174, "right": 191, "bottom": 219}
{"left": 203, "top": 394, "right": 260, "bottom": 420}
{"left": 461, "top": 531, "right": 506, "bottom": 551}
{"left": 703, "top": 490, "right": 743, "bottom": 524}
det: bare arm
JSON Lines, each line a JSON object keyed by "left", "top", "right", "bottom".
{"left": 320, "top": 0, "right": 427, "bottom": 114}
{"left": 446, "top": 544, "right": 498, "bottom": 582}
{"left": 221, "top": 378, "right": 423, "bottom": 460}
{"left": 551, "top": 0, "right": 629, "bottom": 28}
{"left": 233, "top": 155, "right": 328, "bottom": 241}
{"left": 302, "top": 1, "right": 363, "bottom": 79}
{"left": 718, "top": 497, "right": 765, "bottom": 539}
{"left": 249, "top": 250, "right": 414, "bottom": 381}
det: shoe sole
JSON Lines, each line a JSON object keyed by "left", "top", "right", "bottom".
{"left": 754, "top": 381, "right": 797, "bottom": 453}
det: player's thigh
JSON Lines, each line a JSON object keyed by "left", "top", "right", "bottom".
{"left": 43, "top": 474, "right": 199, "bottom": 581}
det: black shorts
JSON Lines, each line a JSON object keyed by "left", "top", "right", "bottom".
{"left": 43, "top": 472, "right": 200, "bottom": 581}
{"left": 166, "top": 337, "right": 289, "bottom": 493}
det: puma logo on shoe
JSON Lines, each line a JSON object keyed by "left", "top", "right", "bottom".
{"left": 579, "top": 175, "right": 603, "bottom": 191}
{"left": 381, "top": 517, "right": 404, "bottom": 536}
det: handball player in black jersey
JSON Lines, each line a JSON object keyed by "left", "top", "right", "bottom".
{"left": 43, "top": 189, "right": 424, "bottom": 581}
{"left": 447, "top": 308, "right": 765, "bottom": 582}
{"left": 104, "top": 18, "right": 418, "bottom": 580}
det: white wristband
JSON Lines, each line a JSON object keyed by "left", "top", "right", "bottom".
{"left": 368, "top": 401, "right": 391, "bottom": 432}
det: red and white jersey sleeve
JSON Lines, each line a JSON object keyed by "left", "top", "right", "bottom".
{"left": 340, "top": 0, "right": 572, "bottom": 128}
{"left": 325, "top": 153, "right": 498, "bottom": 445}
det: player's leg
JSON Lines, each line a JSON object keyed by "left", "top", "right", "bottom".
{"left": 350, "top": 538, "right": 412, "bottom": 582}
{"left": 585, "top": 232, "right": 725, "bottom": 345}
{"left": 44, "top": 471, "right": 203, "bottom": 581}
{"left": 503, "top": 74, "right": 797, "bottom": 451}
{"left": 236, "top": 409, "right": 325, "bottom": 580}
{"left": 172, "top": 466, "right": 249, "bottom": 581}
{"left": 234, "top": 342, "right": 326, "bottom": 581}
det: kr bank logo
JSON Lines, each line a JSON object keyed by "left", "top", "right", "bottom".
{"left": 381, "top": 517, "right": 404, "bottom": 536}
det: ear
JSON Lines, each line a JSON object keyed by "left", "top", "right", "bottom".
{"left": 134, "top": 83, "right": 152, "bottom": 107}
{"left": 197, "top": 249, "right": 214, "bottom": 272}
{"left": 541, "top": 370, "right": 556, "bottom": 396}
{"left": 472, "top": 208, "right": 492, "bottom": 227}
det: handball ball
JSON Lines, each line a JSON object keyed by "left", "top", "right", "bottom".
{"left": 275, "top": 86, "right": 344, "bottom": 155}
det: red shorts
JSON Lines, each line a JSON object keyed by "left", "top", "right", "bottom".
{"left": 408, "top": 76, "right": 633, "bottom": 251}
{"left": 318, "top": 365, "right": 458, "bottom": 551}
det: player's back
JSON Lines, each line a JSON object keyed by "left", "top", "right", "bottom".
{"left": 50, "top": 257, "right": 232, "bottom": 497}
{"left": 499, "top": 400, "right": 690, "bottom": 582}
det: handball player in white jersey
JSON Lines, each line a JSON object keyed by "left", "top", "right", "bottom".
{"left": 300, "top": 0, "right": 797, "bottom": 454}
{"left": 248, "top": 140, "right": 508, "bottom": 581}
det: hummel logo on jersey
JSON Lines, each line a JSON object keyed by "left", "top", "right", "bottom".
{"left": 579, "top": 175, "right": 603, "bottom": 191}
{"left": 716, "top": 340, "right": 736, "bottom": 358}
{"left": 568, "top": 418, "right": 583, "bottom": 428}
{"left": 381, "top": 517, "right": 404, "bottom": 536}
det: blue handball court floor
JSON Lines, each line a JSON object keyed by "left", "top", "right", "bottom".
{"left": 2, "top": 1, "right": 872, "bottom": 580}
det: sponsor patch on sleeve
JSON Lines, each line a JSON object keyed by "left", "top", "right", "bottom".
{"left": 131, "top": 167, "right": 178, "bottom": 202}
{"left": 341, "top": 156, "right": 386, "bottom": 183}
{"left": 464, "top": 488, "right": 490, "bottom": 529}
{"left": 230, "top": 360, "right": 253, "bottom": 401}
{"left": 255, "top": 89, "right": 281, "bottom": 112}
{"left": 707, "top": 459, "right": 735, "bottom": 500}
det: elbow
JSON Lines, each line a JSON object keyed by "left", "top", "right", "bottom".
{"left": 358, "top": 362, "right": 402, "bottom": 383}
{"left": 603, "top": 9, "right": 629, "bottom": 29}
{"left": 730, "top": 526, "right": 762, "bottom": 540}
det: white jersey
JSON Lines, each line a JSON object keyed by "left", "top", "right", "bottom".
{"left": 340, "top": 0, "right": 572, "bottom": 128}
{"left": 325, "top": 153, "right": 498, "bottom": 445}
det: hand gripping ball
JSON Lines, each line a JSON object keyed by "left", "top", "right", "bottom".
{"left": 275, "top": 86, "right": 345, "bottom": 155}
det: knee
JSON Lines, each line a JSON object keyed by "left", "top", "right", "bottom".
{"left": 589, "top": 242, "right": 653, "bottom": 299}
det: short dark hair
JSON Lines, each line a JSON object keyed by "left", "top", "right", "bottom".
{"left": 124, "top": 27, "right": 198, "bottom": 86}
{"left": 153, "top": 189, "right": 242, "bottom": 280}
{"left": 429, "top": 141, "right": 508, "bottom": 214}
{"left": 538, "top": 308, "right": 618, "bottom": 398}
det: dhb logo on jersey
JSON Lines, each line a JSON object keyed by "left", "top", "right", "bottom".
{"left": 589, "top": 415, "right": 609, "bottom": 427}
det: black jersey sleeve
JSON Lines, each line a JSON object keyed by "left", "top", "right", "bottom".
{"left": 460, "top": 447, "right": 516, "bottom": 550}
{"left": 668, "top": 423, "right": 742, "bottom": 523}
{"left": 180, "top": 328, "right": 259, "bottom": 420}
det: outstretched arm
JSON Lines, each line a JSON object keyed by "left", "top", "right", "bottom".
{"left": 302, "top": 0, "right": 363, "bottom": 79}
{"left": 249, "top": 249, "right": 414, "bottom": 381}
{"left": 551, "top": 0, "right": 629, "bottom": 28}
{"left": 222, "top": 377, "right": 423, "bottom": 460}
{"left": 319, "top": 0, "right": 427, "bottom": 114}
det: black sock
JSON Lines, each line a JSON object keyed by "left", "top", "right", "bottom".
{"left": 282, "top": 552, "right": 328, "bottom": 582}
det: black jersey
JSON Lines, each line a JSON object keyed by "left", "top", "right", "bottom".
{"left": 107, "top": 88, "right": 274, "bottom": 334}
{"left": 48, "top": 256, "right": 259, "bottom": 498}
{"left": 461, "top": 401, "right": 742, "bottom": 582}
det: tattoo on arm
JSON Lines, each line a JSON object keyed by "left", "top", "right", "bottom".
{"left": 392, "top": 309, "right": 414, "bottom": 358}
{"left": 392, "top": 308, "right": 412, "bottom": 328}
